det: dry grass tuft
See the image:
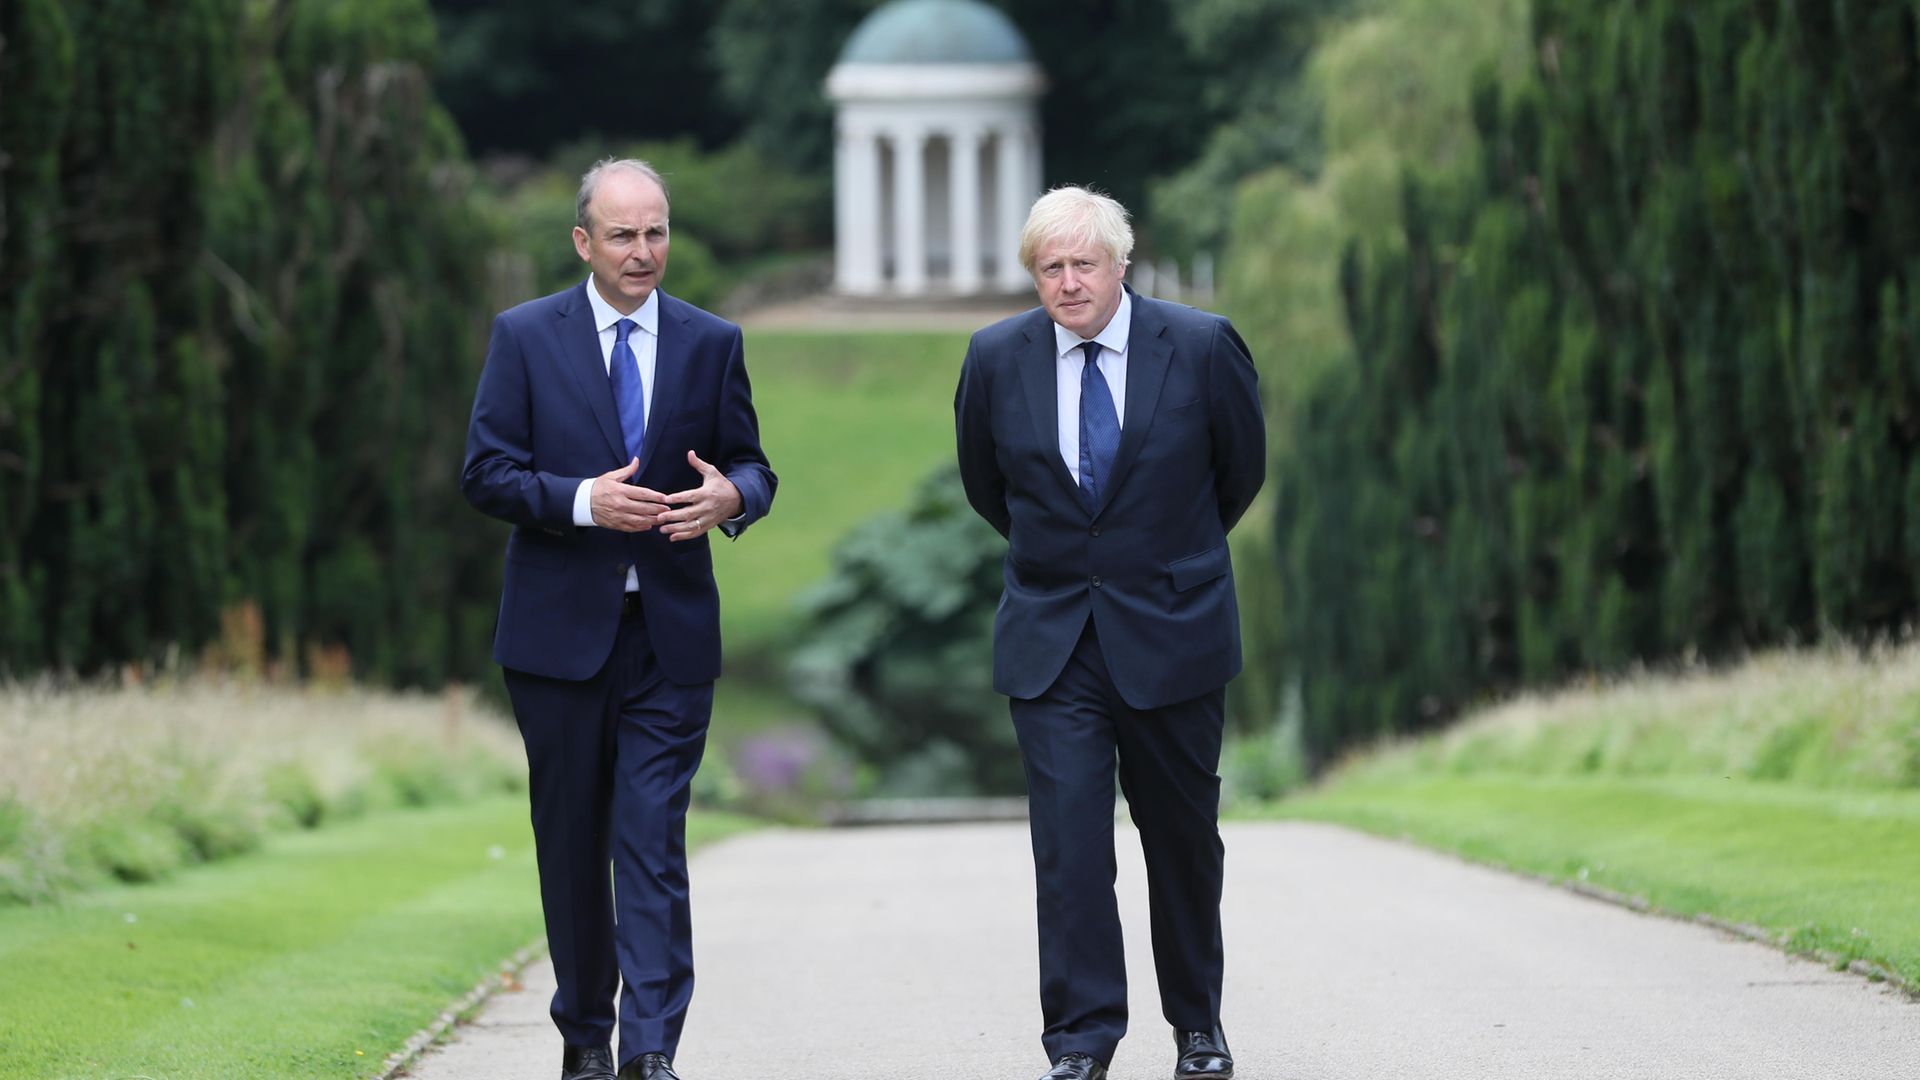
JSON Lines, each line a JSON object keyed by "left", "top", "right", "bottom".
{"left": 0, "top": 679, "right": 525, "bottom": 903}
{"left": 1339, "top": 642, "right": 1920, "bottom": 789}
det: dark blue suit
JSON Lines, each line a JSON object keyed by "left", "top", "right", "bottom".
{"left": 955, "top": 288, "right": 1263, "bottom": 1064}
{"left": 463, "top": 281, "right": 774, "bottom": 1061}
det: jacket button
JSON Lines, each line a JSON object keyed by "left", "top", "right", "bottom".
{"left": 1090, "top": 525, "right": 1102, "bottom": 537}
{"left": 1090, "top": 575, "right": 1102, "bottom": 588}
{"left": 615, "top": 563, "right": 629, "bottom": 574}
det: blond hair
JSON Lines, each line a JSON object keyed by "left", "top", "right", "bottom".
{"left": 1017, "top": 186, "right": 1134, "bottom": 273}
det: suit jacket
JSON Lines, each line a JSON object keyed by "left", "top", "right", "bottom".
{"left": 954, "top": 288, "right": 1264, "bottom": 710}
{"left": 462, "top": 282, "right": 775, "bottom": 684}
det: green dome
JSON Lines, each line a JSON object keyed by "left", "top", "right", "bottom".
{"left": 838, "top": 0, "right": 1033, "bottom": 65}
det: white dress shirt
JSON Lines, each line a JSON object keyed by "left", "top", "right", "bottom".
{"left": 1053, "top": 289, "right": 1132, "bottom": 484}
{"left": 572, "top": 281, "right": 659, "bottom": 533}
{"left": 569, "top": 281, "right": 744, "bottom": 580}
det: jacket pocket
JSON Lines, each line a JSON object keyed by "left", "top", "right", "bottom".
{"left": 1167, "top": 544, "right": 1229, "bottom": 592}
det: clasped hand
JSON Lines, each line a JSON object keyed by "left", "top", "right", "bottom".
{"left": 590, "top": 451, "right": 742, "bottom": 540}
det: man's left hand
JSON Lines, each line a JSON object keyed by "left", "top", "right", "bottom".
{"left": 660, "top": 450, "right": 744, "bottom": 541}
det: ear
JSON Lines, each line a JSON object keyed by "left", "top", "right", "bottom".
{"left": 572, "top": 226, "right": 591, "bottom": 263}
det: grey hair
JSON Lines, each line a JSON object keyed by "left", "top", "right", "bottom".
{"left": 1018, "top": 186, "right": 1134, "bottom": 272}
{"left": 576, "top": 158, "right": 670, "bottom": 230}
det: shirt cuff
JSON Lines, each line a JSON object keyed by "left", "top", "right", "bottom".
{"left": 573, "top": 478, "right": 596, "bottom": 527}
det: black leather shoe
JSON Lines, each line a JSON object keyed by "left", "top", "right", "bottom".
{"left": 1175, "top": 1024, "right": 1233, "bottom": 1079}
{"left": 1039, "top": 1052, "right": 1107, "bottom": 1080}
{"left": 617, "top": 1052, "right": 681, "bottom": 1080}
{"left": 560, "top": 1044, "right": 615, "bottom": 1080}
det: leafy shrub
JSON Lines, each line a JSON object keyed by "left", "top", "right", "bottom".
{"left": 156, "top": 798, "right": 264, "bottom": 863}
{"left": 263, "top": 763, "right": 328, "bottom": 829}
{"left": 0, "top": 799, "right": 78, "bottom": 904}
{"left": 1221, "top": 683, "right": 1310, "bottom": 807}
{"left": 789, "top": 467, "right": 1014, "bottom": 796}
{"left": 484, "top": 137, "right": 827, "bottom": 313}
{"left": 84, "top": 819, "right": 189, "bottom": 884}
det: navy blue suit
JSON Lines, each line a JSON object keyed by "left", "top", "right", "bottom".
{"left": 955, "top": 288, "right": 1263, "bottom": 1064}
{"left": 463, "top": 281, "right": 774, "bottom": 1061}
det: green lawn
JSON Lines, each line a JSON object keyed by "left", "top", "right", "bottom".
{"left": 0, "top": 797, "right": 757, "bottom": 1080}
{"left": 717, "top": 329, "right": 969, "bottom": 652}
{"left": 1271, "top": 773, "right": 1920, "bottom": 985}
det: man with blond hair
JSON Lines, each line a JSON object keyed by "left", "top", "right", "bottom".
{"left": 463, "top": 158, "right": 776, "bottom": 1080}
{"left": 955, "top": 187, "right": 1264, "bottom": 1080}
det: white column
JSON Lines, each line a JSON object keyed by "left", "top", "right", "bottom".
{"left": 855, "top": 128, "right": 886, "bottom": 294}
{"left": 892, "top": 125, "right": 928, "bottom": 295}
{"left": 834, "top": 123, "right": 855, "bottom": 291}
{"left": 995, "top": 125, "right": 1028, "bottom": 290}
{"left": 949, "top": 128, "right": 983, "bottom": 294}
{"left": 836, "top": 125, "right": 883, "bottom": 295}
{"left": 1024, "top": 124, "right": 1044, "bottom": 206}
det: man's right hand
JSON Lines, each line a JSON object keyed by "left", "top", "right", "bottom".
{"left": 591, "top": 458, "right": 671, "bottom": 532}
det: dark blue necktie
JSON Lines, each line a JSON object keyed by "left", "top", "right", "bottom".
{"left": 609, "top": 317, "right": 646, "bottom": 466}
{"left": 1078, "top": 340, "right": 1119, "bottom": 508}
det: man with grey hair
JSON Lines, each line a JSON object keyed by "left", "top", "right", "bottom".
{"left": 956, "top": 186, "right": 1264, "bottom": 1080}
{"left": 463, "top": 158, "right": 776, "bottom": 1080}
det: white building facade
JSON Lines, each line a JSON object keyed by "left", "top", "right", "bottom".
{"left": 826, "top": 0, "right": 1046, "bottom": 297}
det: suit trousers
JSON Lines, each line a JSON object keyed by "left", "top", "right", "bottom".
{"left": 504, "top": 609, "right": 713, "bottom": 1062}
{"left": 1010, "top": 618, "right": 1227, "bottom": 1064}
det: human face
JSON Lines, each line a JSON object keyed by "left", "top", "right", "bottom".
{"left": 573, "top": 171, "right": 671, "bottom": 313}
{"left": 1030, "top": 236, "right": 1126, "bottom": 339}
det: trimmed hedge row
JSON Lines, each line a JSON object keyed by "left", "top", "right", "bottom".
{"left": 1276, "top": 0, "right": 1920, "bottom": 761}
{"left": 1, "top": 0, "right": 502, "bottom": 684}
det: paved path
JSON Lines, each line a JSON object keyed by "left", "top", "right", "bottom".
{"left": 402, "top": 822, "right": 1919, "bottom": 1079}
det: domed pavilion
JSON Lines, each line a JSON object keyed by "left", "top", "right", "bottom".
{"left": 825, "top": 0, "right": 1046, "bottom": 297}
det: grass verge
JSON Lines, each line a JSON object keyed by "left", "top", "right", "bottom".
{"left": 1264, "top": 644, "right": 1920, "bottom": 990}
{"left": 1251, "top": 641, "right": 1920, "bottom": 991}
{"left": 0, "top": 796, "right": 758, "bottom": 1080}
{"left": 716, "top": 329, "right": 968, "bottom": 653}
{"left": 1274, "top": 774, "right": 1920, "bottom": 986}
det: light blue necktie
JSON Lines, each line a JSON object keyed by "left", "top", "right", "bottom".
{"left": 609, "top": 317, "right": 646, "bottom": 467}
{"left": 1078, "top": 340, "right": 1119, "bottom": 508}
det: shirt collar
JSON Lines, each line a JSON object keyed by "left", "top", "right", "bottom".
{"left": 585, "top": 277, "right": 659, "bottom": 337}
{"left": 1052, "top": 288, "right": 1132, "bottom": 359}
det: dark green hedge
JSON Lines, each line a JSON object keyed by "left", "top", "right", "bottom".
{"left": 1277, "top": 0, "right": 1920, "bottom": 761}
{"left": 1, "top": 0, "right": 502, "bottom": 684}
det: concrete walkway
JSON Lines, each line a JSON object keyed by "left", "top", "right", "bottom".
{"left": 401, "top": 822, "right": 1919, "bottom": 1079}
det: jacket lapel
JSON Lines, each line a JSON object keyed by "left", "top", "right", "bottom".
{"left": 556, "top": 281, "right": 628, "bottom": 465}
{"left": 1015, "top": 314, "right": 1085, "bottom": 509}
{"left": 639, "top": 291, "right": 690, "bottom": 471}
{"left": 1092, "top": 292, "right": 1172, "bottom": 520}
